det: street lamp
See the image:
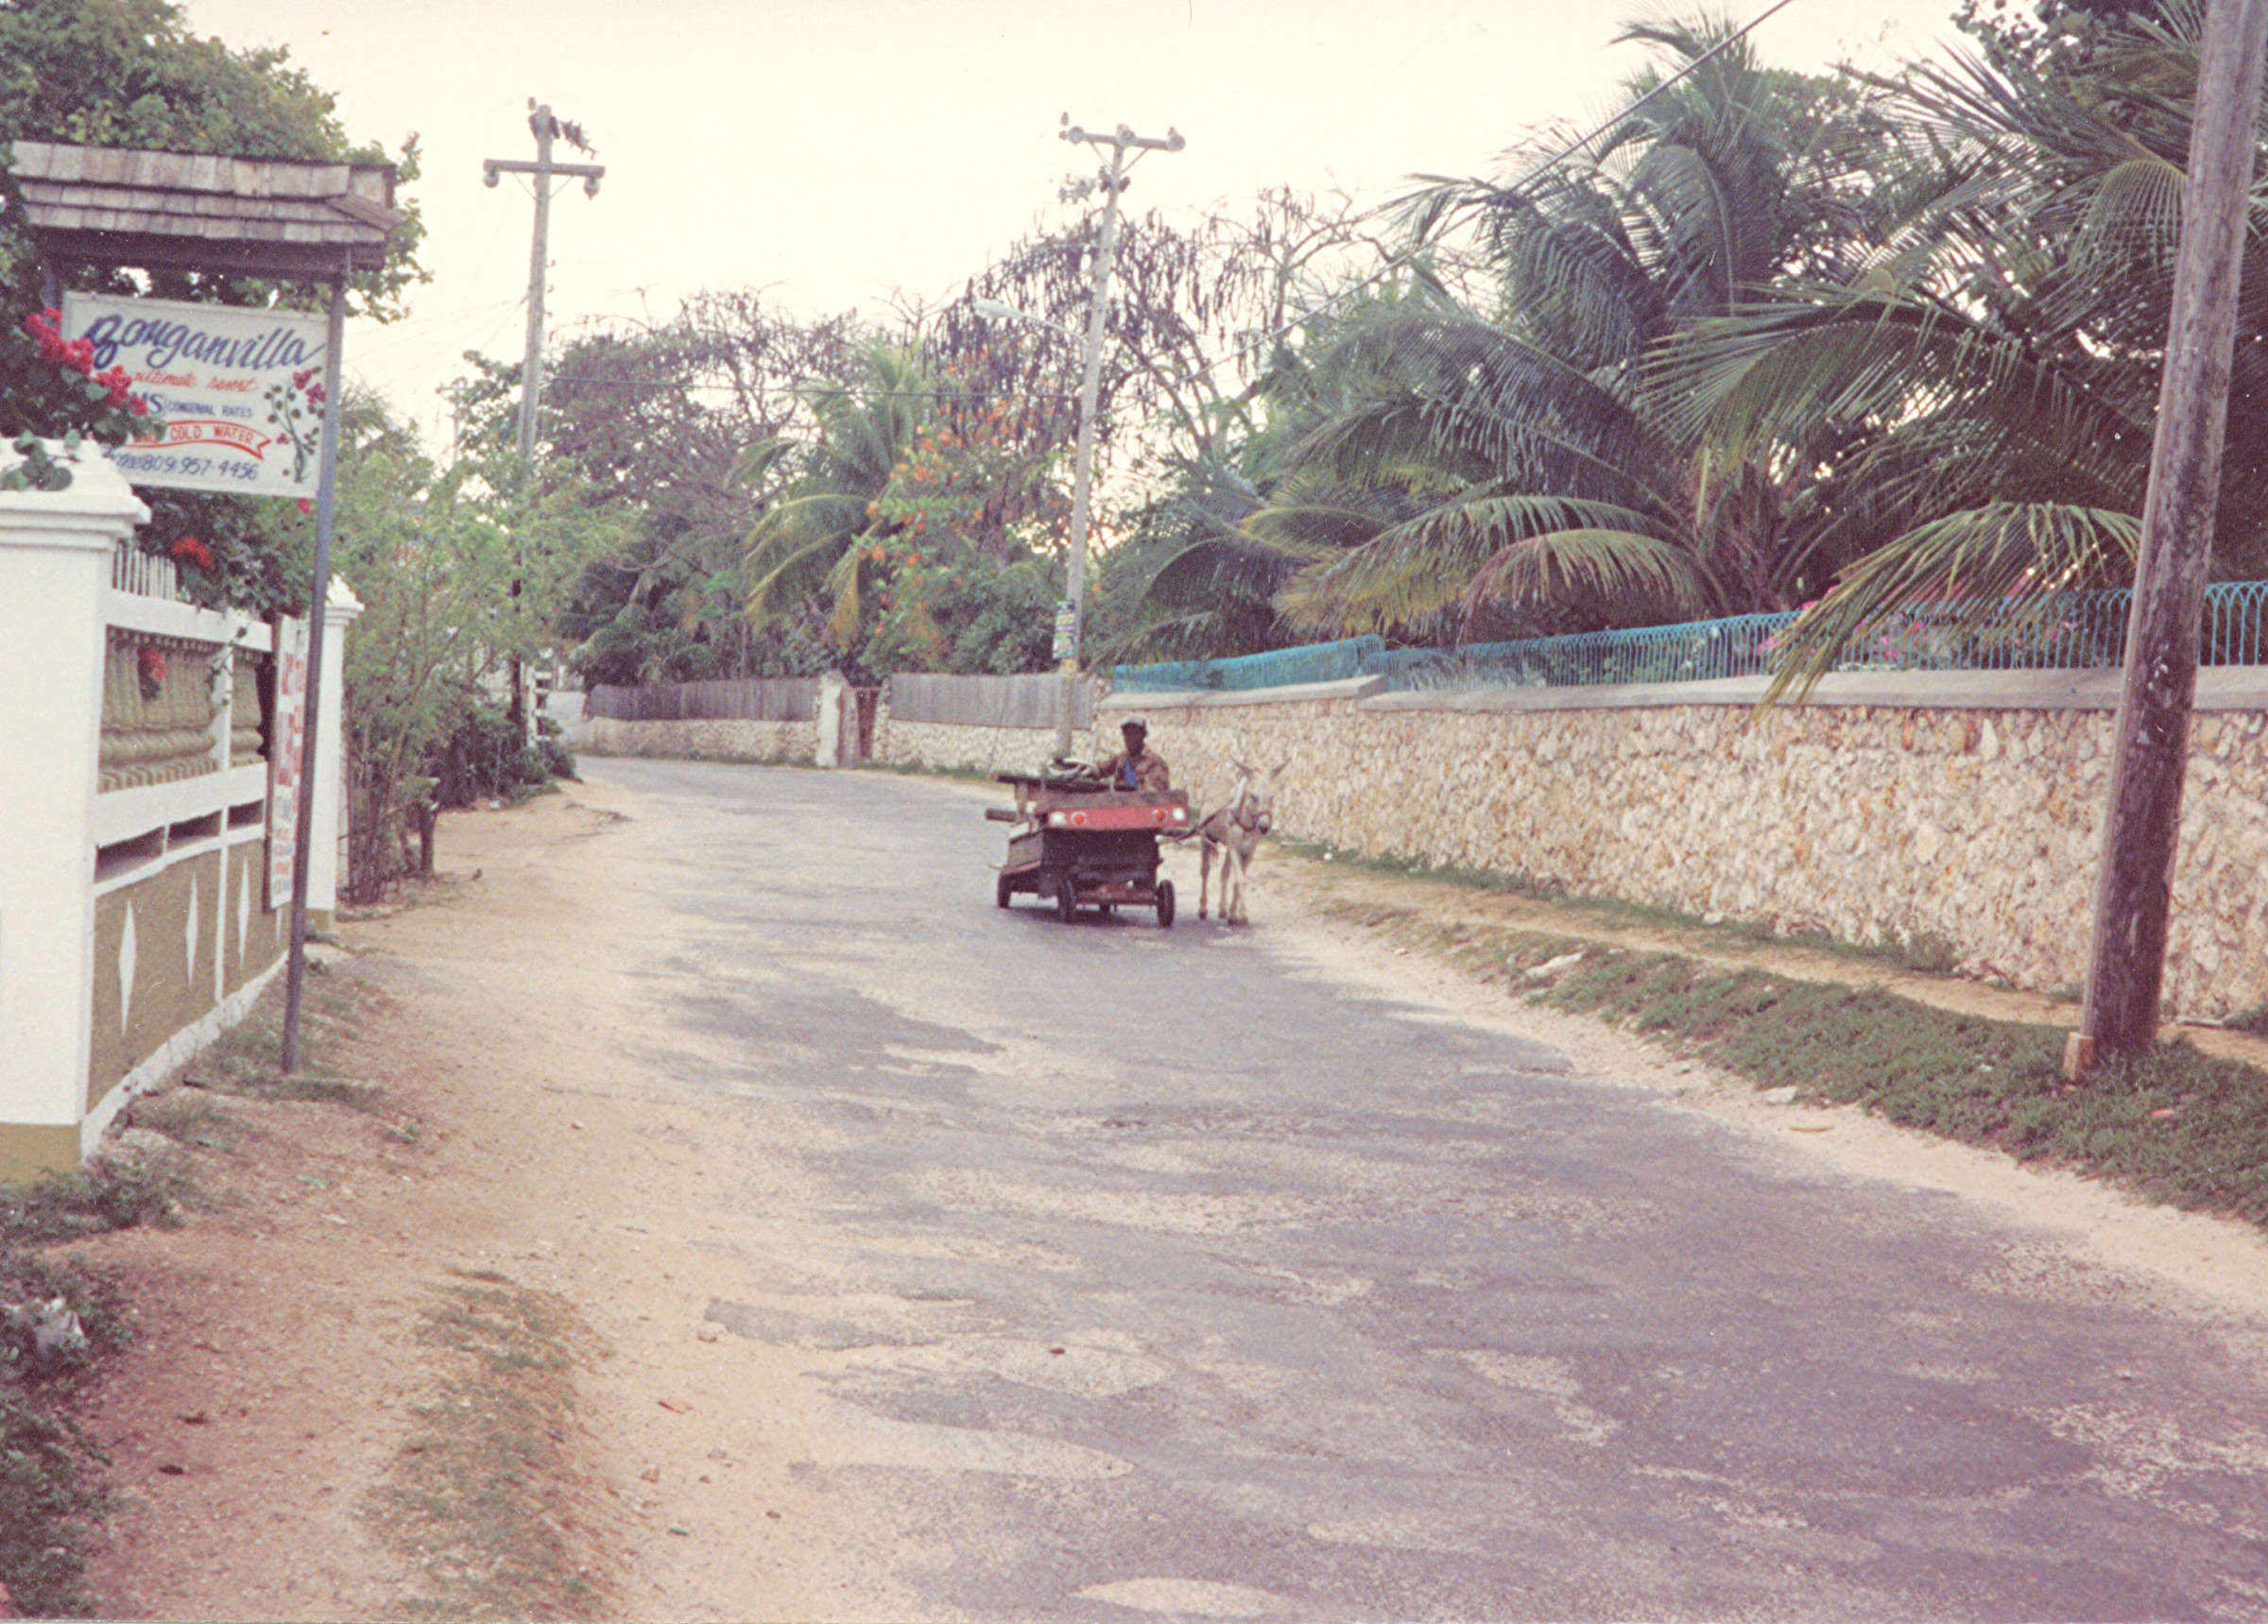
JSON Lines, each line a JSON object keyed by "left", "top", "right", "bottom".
{"left": 977, "top": 121, "right": 1181, "bottom": 760}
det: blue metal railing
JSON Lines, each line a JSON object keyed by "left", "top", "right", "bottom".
{"left": 1108, "top": 582, "right": 2268, "bottom": 695}
{"left": 1110, "top": 636, "right": 1386, "bottom": 692}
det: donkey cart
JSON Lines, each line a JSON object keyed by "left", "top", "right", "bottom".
{"left": 988, "top": 770, "right": 1191, "bottom": 926}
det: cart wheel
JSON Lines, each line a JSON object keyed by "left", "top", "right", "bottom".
{"left": 1156, "top": 880, "right": 1177, "bottom": 929}
{"left": 1055, "top": 875, "right": 1078, "bottom": 923}
{"left": 996, "top": 872, "right": 1014, "bottom": 909}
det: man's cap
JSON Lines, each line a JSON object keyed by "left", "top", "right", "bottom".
{"left": 1121, "top": 714, "right": 1148, "bottom": 731}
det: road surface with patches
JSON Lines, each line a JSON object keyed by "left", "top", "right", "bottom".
{"left": 577, "top": 757, "right": 2268, "bottom": 1621}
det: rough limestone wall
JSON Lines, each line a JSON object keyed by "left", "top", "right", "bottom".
{"left": 1113, "top": 697, "right": 2268, "bottom": 1022}
{"left": 583, "top": 716, "right": 816, "bottom": 762}
{"left": 880, "top": 717, "right": 1062, "bottom": 777}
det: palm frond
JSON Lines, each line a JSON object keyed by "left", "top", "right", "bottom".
{"left": 1763, "top": 501, "right": 2142, "bottom": 700}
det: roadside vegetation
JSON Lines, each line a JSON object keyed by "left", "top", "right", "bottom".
{"left": 1307, "top": 880, "right": 2268, "bottom": 1230}
{"left": 0, "top": 958, "right": 399, "bottom": 1616}
{"left": 375, "top": 1271, "right": 610, "bottom": 1622}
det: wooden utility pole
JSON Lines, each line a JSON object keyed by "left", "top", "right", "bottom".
{"left": 483, "top": 101, "right": 603, "bottom": 735}
{"left": 1053, "top": 120, "right": 1182, "bottom": 759}
{"left": 2071, "top": 0, "right": 2268, "bottom": 1075}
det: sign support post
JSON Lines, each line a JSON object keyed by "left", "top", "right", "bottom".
{"left": 278, "top": 264, "right": 350, "bottom": 1075}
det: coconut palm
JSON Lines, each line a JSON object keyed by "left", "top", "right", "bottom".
{"left": 1656, "top": 0, "right": 2268, "bottom": 692}
{"left": 1256, "top": 14, "right": 1888, "bottom": 641}
{"left": 740, "top": 345, "right": 929, "bottom": 648}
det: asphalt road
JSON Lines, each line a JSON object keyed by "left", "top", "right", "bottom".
{"left": 585, "top": 758, "right": 2268, "bottom": 1622}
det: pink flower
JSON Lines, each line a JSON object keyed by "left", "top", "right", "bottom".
{"left": 297, "top": 498, "right": 315, "bottom": 517}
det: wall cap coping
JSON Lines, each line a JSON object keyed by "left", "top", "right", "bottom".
{"left": 1100, "top": 675, "right": 1384, "bottom": 710}
{"left": 0, "top": 442, "right": 149, "bottom": 547}
{"left": 1351, "top": 666, "right": 2268, "bottom": 714}
{"left": 325, "top": 576, "right": 367, "bottom": 624}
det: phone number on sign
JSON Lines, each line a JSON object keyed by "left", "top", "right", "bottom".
{"left": 114, "top": 452, "right": 266, "bottom": 483}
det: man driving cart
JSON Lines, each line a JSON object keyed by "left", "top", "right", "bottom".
{"left": 1092, "top": 714, "right": 1170, "bottom": 792}
{"left": 991, "top": 714, "right": 1187, "bottom": 925}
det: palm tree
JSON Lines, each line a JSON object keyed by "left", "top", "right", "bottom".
{"left": 1253, "top": 15, "right": 1886, "bottom": 642}
{"left": 740, "top": 345, "right": 929, "bottom": 650}
{"left": 1656, "top": 0, "right": 2268, "bottom": 692}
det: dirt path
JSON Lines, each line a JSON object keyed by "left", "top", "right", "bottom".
{"left": 79, "top": 784, "right": 909, "bottom": 1621}
{"left": 73, "top": 772, "right": 2268, "bottom": 1620}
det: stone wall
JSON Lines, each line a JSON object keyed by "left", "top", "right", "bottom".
{"left": 584, "top": 715, "right": 816, "bottom": 762}
{"left": 876, "top": 713, "right": 1061, "bottom": 777}
{"left": 1090, "top": 671, "right": 2268, "bottom": 1022}
{"left": 572, "top": 664, "right": 2268, "bottom": 1022}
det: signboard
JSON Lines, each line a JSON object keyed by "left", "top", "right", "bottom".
{"left": 267, "top": 616, "right": 311, "bottom": 912}
{"left": 60, "top": 293, "right": 328, "bottom": 499}
{"left": 1052, "top": 599, "right": 1079, "bottom": 663}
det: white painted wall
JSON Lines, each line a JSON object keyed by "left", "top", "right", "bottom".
{"left": 0, "top": 439, "right": 356, "bottom": 1176}
{"left": 307, "top": 577, "right": 363, "bottom": 925}
{"left": 0, "top": 447, "right": 146, "bottom": 1149}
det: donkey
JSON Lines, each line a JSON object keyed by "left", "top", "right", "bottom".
{"left": 1197, "top": 760, "right": 1284, "bottom": 925}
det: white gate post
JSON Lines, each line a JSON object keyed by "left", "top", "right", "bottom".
{"left": 816, "top": 671, "right": 847, "bottom": 768}
{"left": 0, "top": 446, "right": 148, "bottom": 1182}
{"left": 307, "top": 577, "right": 363, "bottom": 930}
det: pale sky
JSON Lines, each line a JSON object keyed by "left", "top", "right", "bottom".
{"left": 179, "top": 0, "right": 1964, "bottom": 445}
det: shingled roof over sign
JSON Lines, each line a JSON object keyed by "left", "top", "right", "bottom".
{"left": 3, "top": 141, "right": 404, "bottom": 279}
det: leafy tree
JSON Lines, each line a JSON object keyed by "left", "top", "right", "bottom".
{"left": 741, "top": 343, "right": 933, "bottom": 658}
{"left": 332, "top": 393, "right": 623, "bottom": 897}
{"left": 0, "top": 0, "right": 424, "bottom": 611}
{"left": 468, "top": 295, "right": 880, "bottom": 684}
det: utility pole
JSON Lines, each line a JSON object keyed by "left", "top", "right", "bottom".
{"left": 2070, "top": 0, "right": 2268, "bottom": 1076}
{"left": 1054, "top": 119, "right": 1182, "bottom": 760}
{"left": 483, "top": 100, "right": 602, "bottom": 734}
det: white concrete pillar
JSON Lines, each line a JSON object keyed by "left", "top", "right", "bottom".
{"left": 816, "top": 671, "right": 847, "bottom": 768}
{"left": 0, "top": 445, "right": 147, "bottom": 1182}
{"left": 307, "top": 577, "right": 364, "bottom": 930}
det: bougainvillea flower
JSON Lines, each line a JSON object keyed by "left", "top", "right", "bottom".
{"left": 168, "top": 537, "right": 217, "bottom": 572}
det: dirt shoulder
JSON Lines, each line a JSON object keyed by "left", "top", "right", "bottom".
{"left": 77, "top": 782, "right": 902, "bottom": 1622}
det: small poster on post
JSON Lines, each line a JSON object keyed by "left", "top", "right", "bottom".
{"left": 60, "top": 293, "right": 328, "bottom": 499}
{"left": 267, "top": 616, "right": 310, "bottom": 913}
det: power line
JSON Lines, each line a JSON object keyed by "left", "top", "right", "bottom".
{"left": 536, "top": 373, "right": 1078, "bottom": 403}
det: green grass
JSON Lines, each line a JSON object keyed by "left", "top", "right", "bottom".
{"left": 373, "top": 1271, "right": 609, "bottom": 1620}
{"left": 1283, "top": 839, "right": 1968, "bottom": 977}
{"left": 180, "top": 971, "right": 387, "bottom": 1113}
{"left": 1351, "top": 907, "right": 2268, "bottom": 1230}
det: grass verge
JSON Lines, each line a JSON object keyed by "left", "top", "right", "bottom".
{"left": 1282, "top": 839, "right": 1968, "bottom": 977}
{"left": 1325, "top": 899, "right": 2268, "bottom": 1230}
{"left": 372, "top": 1270, "right": 610, "bottom": 1620}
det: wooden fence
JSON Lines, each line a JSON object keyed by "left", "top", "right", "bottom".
{"left": 885, "top": 673, "right": 1095, "bottom": 730}
{"left": 586, "top": 677, "right": 817, "bottom": 723}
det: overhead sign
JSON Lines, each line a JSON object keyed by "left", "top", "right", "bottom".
{"left": 60, "top": 292, "right": 328, "bottom": 499}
